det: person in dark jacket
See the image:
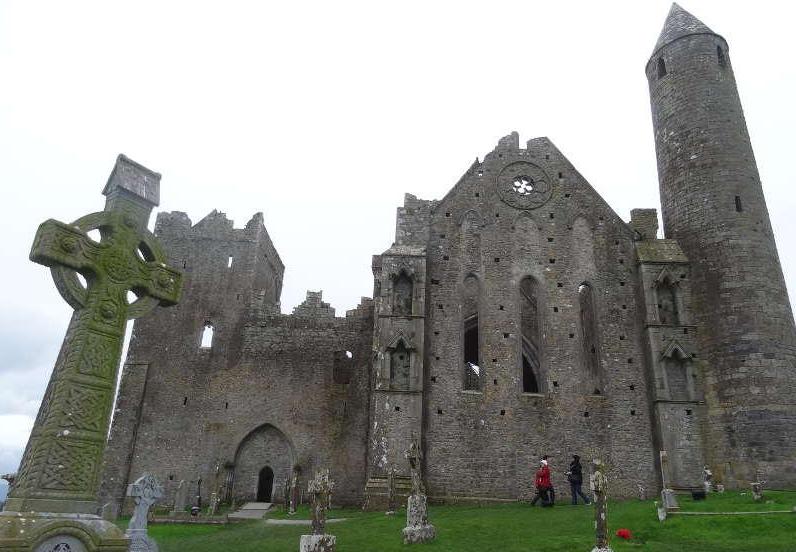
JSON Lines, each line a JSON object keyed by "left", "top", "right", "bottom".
{"left": 566, "top": 455, "right": 591, "bottom": 505}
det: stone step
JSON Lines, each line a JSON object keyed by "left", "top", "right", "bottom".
{"left": 241, "top": 502, "right": 273, "bottom": 510}
{"left": 228, "top": 502, "right": 273, "bottom": 520}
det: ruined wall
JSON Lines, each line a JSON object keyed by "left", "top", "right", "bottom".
{"left": 414, "top": 134, "right": 659, "bottom": 500}
{"left": 101, "top": 212, "right": 373, "bottom": 510}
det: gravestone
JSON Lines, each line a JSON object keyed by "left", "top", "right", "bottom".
{"left": 299, "top": 469, "right": 336, "bottom": 552}
{"left": 589, "top": 458, "right": 613, "bottom": 552}
{"left": 659, "top": 450, "right": 679, "bottom": 512}
{"left": 171, "top": 480, "right": 187, "bottom": 516}
{"left": 289, "top": 467, "right": 301, "bottom": 515}
{"left": 0, "top": 155, "right": 182, "bottom": 552}
{"left": 751, "top": 482, "right": 764, "bottom": 502}
{"left": 282, "top": 477, "right": 291, "bottom": 512}
{"left": 386, "top": 467, "right": 397, "bottom": 516}
{"left": 126, "top": 473, "right": 163, "bottom": 552}
{"left": 402, "top": 437, "right": 436, "bottom": 545}
{"left": 208, "top": 492, "right": 219, "bottom": 516}
{"left": 703, "top": 466, "right": 713, "bottom": 494}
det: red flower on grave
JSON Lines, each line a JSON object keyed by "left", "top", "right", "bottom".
{"left": 616, "top": 528, "right": 632, "bottom": 540}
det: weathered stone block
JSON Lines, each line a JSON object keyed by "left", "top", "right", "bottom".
{"left": 299, "top": 534, "right": 336, "bottom": 552}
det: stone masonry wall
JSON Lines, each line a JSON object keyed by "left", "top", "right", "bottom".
{"left": 417, "top": 134, "right": 659, "bottom": 500}
{"left": 101, "top": 212, "right": 374, "bottom": 510}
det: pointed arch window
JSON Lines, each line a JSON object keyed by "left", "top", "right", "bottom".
{"left": 462, "top": 275, "right": 482, "bottom": 391}
{"left": 657, "top": 57, "right": 667, "bottom": 79}
{"left": 392, "top": 272, "right": 414, "bottom": 316}
{"left": 717, "top": 46, "right": 726, "bottom": 68}
{"left": 520, "top": 277, "right": 543, "bottom": 393}
{"left": 578, "top": 283, "right": 602, "bottom": 393}
{"left": 390, "top": 341, "right": 411, "bottom": 390}
{"left": 655, "top": 275, "right": 680, "bottom": 325}
{"left": 662, "top": 345, "right": 692, "bottom": 401}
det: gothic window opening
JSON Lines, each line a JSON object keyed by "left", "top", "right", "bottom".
{"left": 333, "top": 350, "right": 353, "bottom": 385}
{"left": 201, "top": 322, "right": 214, "bottom": 348}
{"left": 390, "top": 342, "right": 411, "bottom": 390}
{"left": 522, "top": 337, "right": 540, "bottom": 393}
{"left": 392, "top": 272, "right": 413, "bottom": 316}
{"left": 656, "top": 278, "right": 680, "bottom": 325}
{"left": 520, "top": 276, "right": 543, "bottom": 393}
{"left": 462, "top": 275, "right": 482, "bottom": 391}
{"left": 657, "top": 57, "right": 667, "bottom": 79}
{"left": 665, "top": 350, "right": 691, "bottom": 401}
{"left": 227, "top": 255, "right": 233, "bottom": 268}
{"left": 735, "top": 195, "right": 743, "bottom": 212}
{"left": 463, "top": 315, "right": 481, "bottom": 391}
{"left": 578, "top": 283, "right": 602, "bottom": 393}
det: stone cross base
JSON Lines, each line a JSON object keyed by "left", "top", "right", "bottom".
{"left": 127, "top": 528, "right": 159, "bottom": 552}
{"left": 403, "top": 524, "right": 437, "bottom": 545}
{"left": 0, "top": 512, "right": 128, "bottom": 552}
{"left": 661, "top": 488, "right": 680, "bottom": 512}
{"left": 403, "top": 494, "right": 436, "bottom": 544}
{"left": 299, "top": 534, "right": 336, "bottom": 552}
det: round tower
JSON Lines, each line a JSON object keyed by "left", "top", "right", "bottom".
{"left": 646, "top": 4, "right": 796, "bottom": 487}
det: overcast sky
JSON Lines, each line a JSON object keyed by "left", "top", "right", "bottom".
{"left": 1, "top": 1, "right": 794, "bottom": 500}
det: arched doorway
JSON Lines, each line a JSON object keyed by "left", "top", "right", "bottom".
{"left": 233, "top": 423, "right": 294, "bottom": 503}
{"left": 257, "top": 466, "right": 274, "bottom": 502}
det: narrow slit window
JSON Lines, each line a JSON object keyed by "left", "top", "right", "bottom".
{"left": 463, "top": 315, "right": 481, "bottom": 390}
{"left": 735, "top": 195, "right": 743, "bottom": 212}
{"left": 227, "top": 256, "right": 233, "bottom": 268}
{"left": 579, "top": 283, "right": 603, "bottom": 391}
{"left": 657, "top": 57, "right": 667, "bottom": 79}
{"left": 201, "top": 323, "right": 214, "bottom": 348}
{"left": 717, "top": 46, "right": 726, "bottom": 68}
{"left": 462, "top": 275, "right": 482, "bottom": 391}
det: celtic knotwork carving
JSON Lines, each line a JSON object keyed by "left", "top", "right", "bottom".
{"left": 496, "top": 161, "right": 553, "bottom": 209}
{"left": 78, "top": 332, "right": 117, "bottom": 379}
{"left": 40, "top": 440, "right": 100, "bottom": 491}
{"left": 61, "top": 385, "right": 106, "bottom": 432}
{"left": 103, "top": 248, "right": 133, "bottom": 283}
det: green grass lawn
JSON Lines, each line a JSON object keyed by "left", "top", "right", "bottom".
{"left": 133, "top": 491, "right": 796, "bottom": 552}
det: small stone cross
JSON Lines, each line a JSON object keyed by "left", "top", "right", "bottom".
{"left": 127, "top": 473, "right": 163, "bottom": 551}
{"left": 6, "top": 155, "right": 182, "bottom": 516}
{"left": 405, "top": 436, "right": 424, "bottom": 495}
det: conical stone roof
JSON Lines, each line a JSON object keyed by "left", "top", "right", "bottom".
{"left": 653, "top": 3, "right": 715, "bottom": 54}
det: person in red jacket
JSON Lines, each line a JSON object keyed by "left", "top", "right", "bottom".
{"left": 530, "top": 459, "right": 553, "bottom": 507}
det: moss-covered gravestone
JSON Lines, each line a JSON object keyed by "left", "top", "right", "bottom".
{"left": 0, "top": 155, "right": 182, "bottom": 552}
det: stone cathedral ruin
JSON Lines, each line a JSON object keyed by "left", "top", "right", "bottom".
{"left": 98, "top": 4, "right": 796, "bottom": 513}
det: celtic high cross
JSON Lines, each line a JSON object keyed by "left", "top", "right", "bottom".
{"left": 5, "top": 155, "right": 182, "bottom": 516}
